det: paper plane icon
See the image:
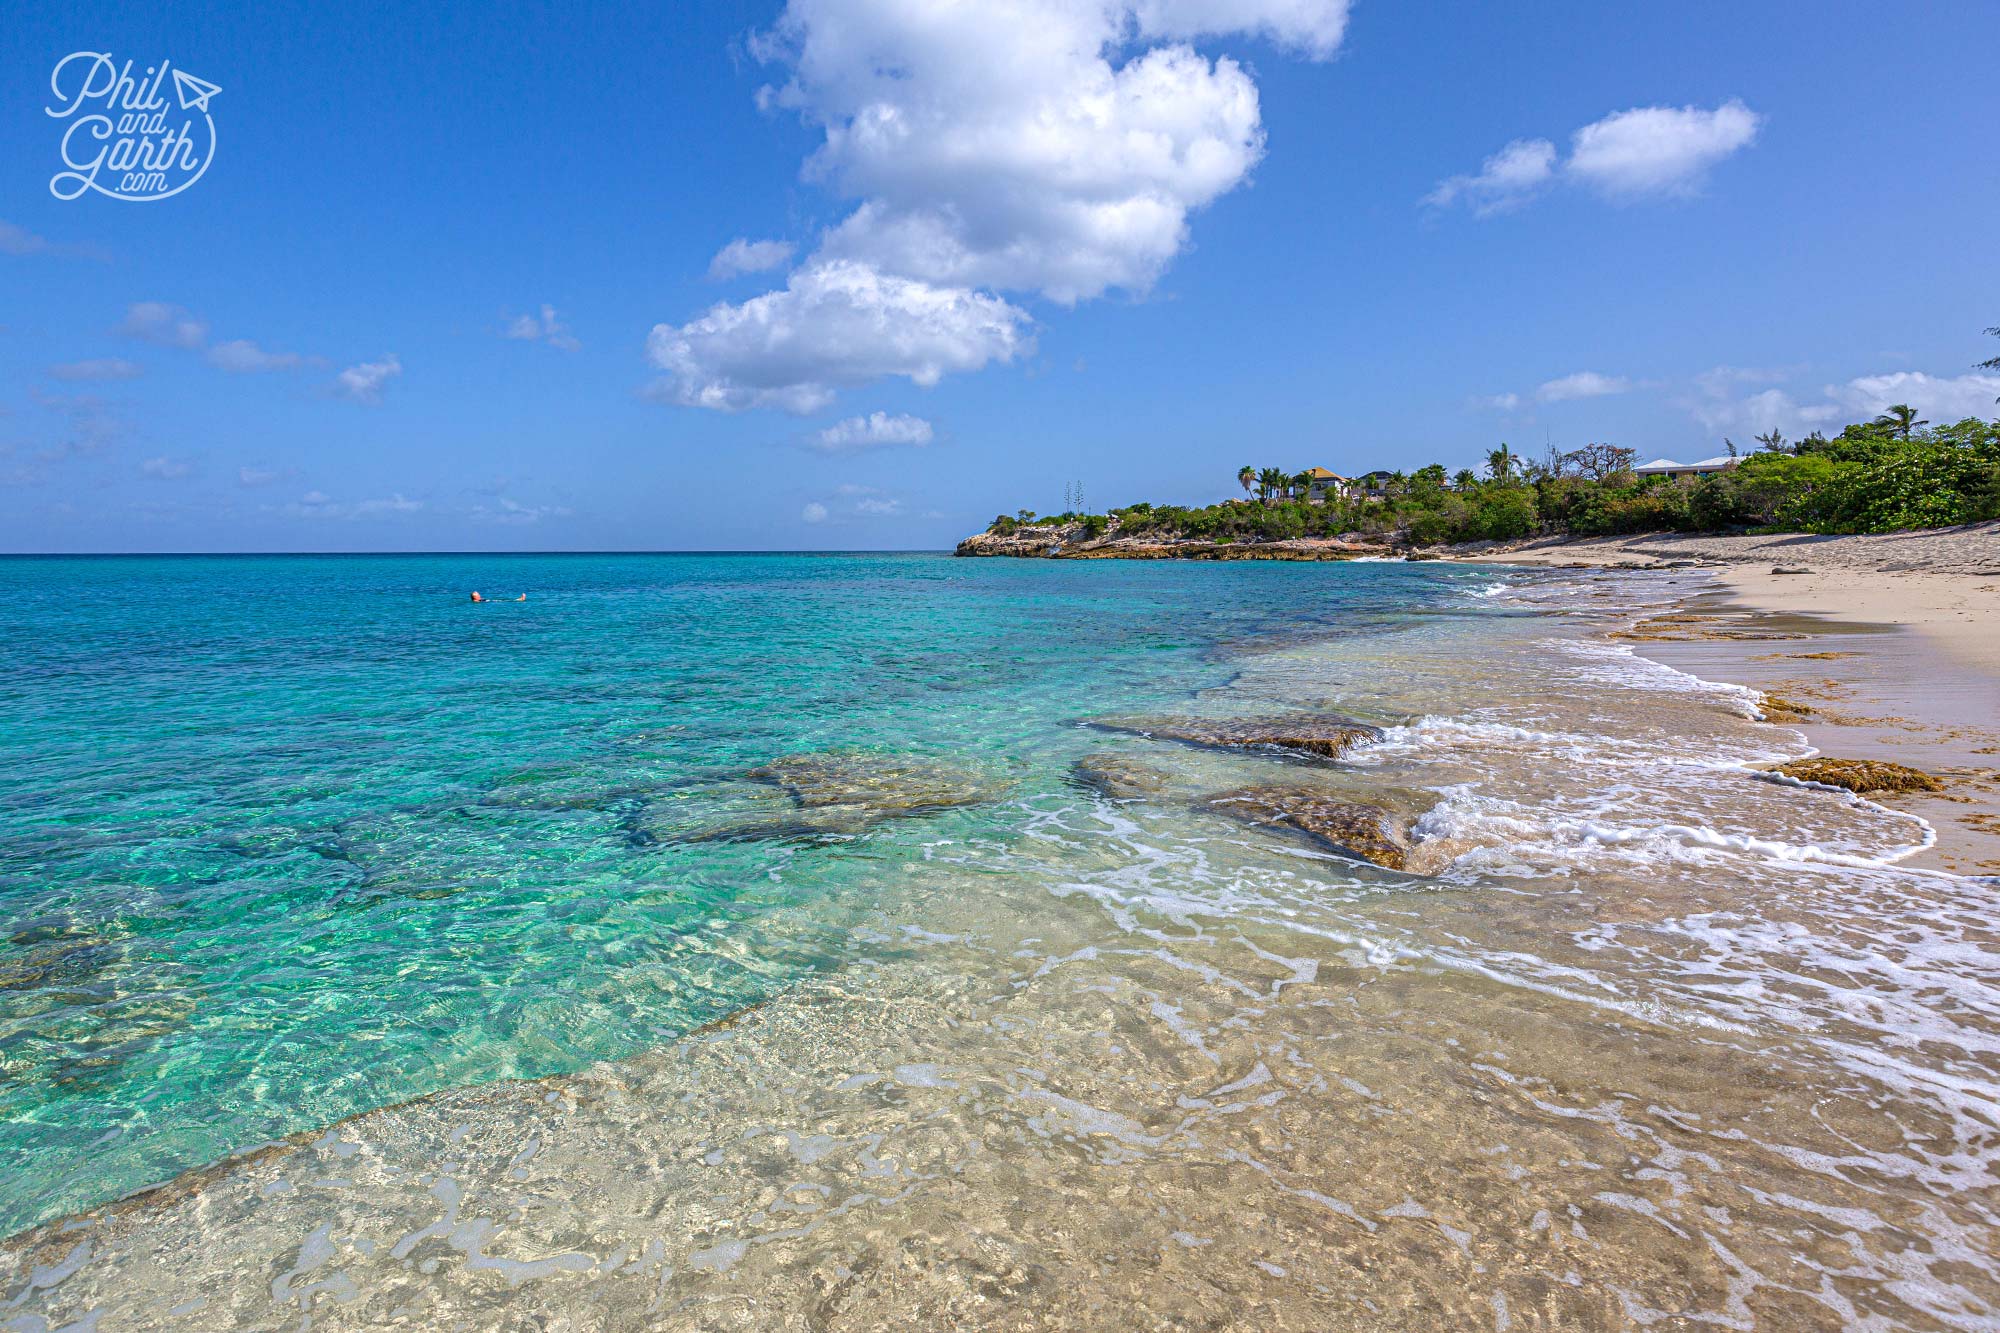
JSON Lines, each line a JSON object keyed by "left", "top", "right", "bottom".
{"left": 172, "top": 68, "right": 221, "bottom": 113}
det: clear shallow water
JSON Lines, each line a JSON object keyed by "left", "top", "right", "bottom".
{"left": 4, "top": 555, "right": 1998, "bottom": 1331}
{"left": 0, "top": 552, "right": 1472, "bottom": 1236}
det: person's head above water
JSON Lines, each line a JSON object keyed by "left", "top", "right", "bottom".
{"left": 469, "top": 591, "right": 484, "bottom": 603}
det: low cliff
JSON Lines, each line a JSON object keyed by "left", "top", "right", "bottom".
{"left": 955, "top": 523, "right": 1394, "bottom": 561}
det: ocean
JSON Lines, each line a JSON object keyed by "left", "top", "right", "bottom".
{"left": 1, "top": 553, "right": 1994, "bottom": 1329}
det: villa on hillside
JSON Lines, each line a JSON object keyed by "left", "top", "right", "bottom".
{"left": 1633, "top": 454, "right": 1742, "bottom": 478}
{"left": 1303, "top": 466, "right": 1348, "bottom": 502}
{"left": 1351, "top": 469, "right": 1397, "bottom": 500}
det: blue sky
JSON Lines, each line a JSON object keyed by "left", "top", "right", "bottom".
{"left": 2, "top": 0, "right": 1996, "bottom": 553}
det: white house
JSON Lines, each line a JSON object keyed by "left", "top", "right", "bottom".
{"left": 1302, "top": 466, "right": 1347, "bottom": 502}
{"left": 1633, "top": 455, "right": 1741, "bottom": 478}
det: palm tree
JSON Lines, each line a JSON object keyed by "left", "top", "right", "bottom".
{"left": 1753, "top": 429, "right": 1789, "bottom": 454}
{"left": 1256, "top": 467, "right": 1287, "bottom": 503}
{"left": 1485, "top": 444, "right": 1515, "bottom": 482}
{"left": 1873, "top": 404, "right": 1927, "bottom": 439}
{"left": 1289, "top": 470, "right": 1314, "bottom": 500}
{"left": 1979, "top": 326, "right": 1999, "bottom": 402}
{"left": 1237, "top": 466, "right": 1256, "bottom": 498}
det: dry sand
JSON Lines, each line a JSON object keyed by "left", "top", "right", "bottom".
{"left": 1452, "top": 524, "right": 2000, "bottom": 874}
{"left": 1447, "top": 523, "right": 2000, "bottom": 670}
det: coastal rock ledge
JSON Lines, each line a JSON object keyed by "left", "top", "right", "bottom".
{"left": 955, "top": 524, "right": 1391, "bottom": 561}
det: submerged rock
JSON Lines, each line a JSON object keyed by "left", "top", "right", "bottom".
{"left": 1773, "top": 758, "right": 1943, "bottom": 795}
{"left": 747, "top": 751, "right": 996, "bottom": 812}
{"left": 638, "top": 751, "right": 1004, "bottom": 847}
{"left": 1088, "top": 714, "right": 1382, "bottom": 760}
{"left": 1068, "top": 753, "right": 1171, "bottom": 800}
{"left": 1204, "top": 787, "right": 1413, "bottom": 869}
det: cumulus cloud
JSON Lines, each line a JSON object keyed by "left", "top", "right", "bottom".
{"left": 1537, "top": 371, "right": 1632, "bottom": 403}
{"left": 1429, "top": 100, "right": 1760, "bottom": 214}
{"left": 1683, "top": 366, "right": 2000, "bottom": 438}
{"left": 1826, "top": 371, "right": 2000, "bottom": 423}
{"left": 801, "top": 501, "right": 829, "bottom": 522}
{"left": 504, "top": 304, "right": 580, "bottom": 351}
{"left": 648, "top": 261, "right": 1030, "bottom": 412}
{"left": 333, "top": 354, "right": 403, "bottom": 405}
{"left": 656, "top": 0, "right": 1347, "bottom": 410}
{"left": 238, "top": 466, "right": 281, "bottom": 487}
{"left": 1473, "top": 392, "right": 1522, "bottom": 412}
{"left": 1424, "top": 139, "right": 1556, "bottom": 216}
{"left": 119, "top": 301, "right": 208, "bottom": 349}
{"left": 709, "top": 239, "right": 797, "bottom": 280}
{"left": 49, "top": 357, "right": 142, "bottom": 382}
{"left": 1568, "top": 100, "right": 1763, "bottom": 198}
{"left": 206, "top": 339, "right": 305, "bottom": 373}
{"left": 813, "top": 411, "right": 935, "bottom": 451}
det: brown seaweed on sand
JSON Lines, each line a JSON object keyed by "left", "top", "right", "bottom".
{"left": 1772, "top": 758, "right": 1943, "bottom": 795}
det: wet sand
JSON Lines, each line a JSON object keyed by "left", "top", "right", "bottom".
{"left": 1628, "top": 593, "right": 2000, "bottom": 876}
{"left": 1453, "top": 526, "right": 2000, "bottom": 873}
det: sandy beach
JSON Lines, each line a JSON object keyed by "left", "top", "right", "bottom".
{"left": 1456, "top": 524, "right": 2000, "bottom": 874}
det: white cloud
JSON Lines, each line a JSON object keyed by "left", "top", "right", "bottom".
{"left": 802, "top": 501, "right": 829, "bottom": 523}
{"left": 709, "top": 239, "right": 797, "bottom": 280}
{"left": 814, "top": 411, "right": 934, "bottom": 451}
{"left": 206, "top": 339, "right": 304, "bottom": 373}
{"left": 1824, "top": 371, "right": 2000, "bottom": 424}
{"left": 1682, "top": 366, "right": 2000, "bottom": 438}
{"left": 854, "top": 496, "right": 902, "bottom": 515}
{"left": 1429, "top": 100, "right": 1760, "bottom": 215}
{"left": 139, "top": 455, "right": 194, "bottom": 479}
{"left": 1537, "top": 371, "right": 1631, "bottom": 403}
{"left": 1127, "top": 0, "right": 1350, "bottom": 56}
{"left": 49, "top": 357, "right": 142, "bottom": 382}
{"left": 1474, "top": 391, "right": 1522, "bottom": 412}
{"left": 119, "top": 301, "right": 208, "bottom": 349}
{"left": 1424, "top": 139, "right": 1555, "bottom": 216}
{"left": 503, "top": 304, "right": 580, "bottom": 351}
{"left": 1567, "top": 100, "right": 1762, "bottom": 198}
{"left": 658, "top": 0, "right": 1345, "bottom": 411}
{"left": 238, "top": 466, "right": 280, "bottom": 487}
{"left": 648, "top": 260, "right": 1031, "bottom": 413}
{"left": 333, "top": 354, "right": 402, "bottom": 405}
{"left": 286, "top": 491, "right": 423, "bottom": 519}
{"left": 469, "top": 496, "right": 573, "bottom": 525}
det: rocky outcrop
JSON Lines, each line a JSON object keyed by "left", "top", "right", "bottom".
{"left": 1204, "top": 787, "right": 1413, "bottom": 869}
{"left": 1772, "top": 758, "right": 1943, "bottom": 794}
{"left": 1067, "top": 752, "right": 1172, "bottom": 799}
{"left": 955, "top": 523, "right": 1391, "bottom": 561}
{"left": 1086, "top": 714, "right": 1382, "bottom": 760}
{"left": 954, "top": 526, "right": 1077, "bottom": 558}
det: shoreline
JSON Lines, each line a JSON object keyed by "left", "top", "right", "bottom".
{"left": 6, "top": 553, "right": 1999, "bottom": 1325}
{"left": 1461, "top": 530, "right": 2000, "bottom": 875}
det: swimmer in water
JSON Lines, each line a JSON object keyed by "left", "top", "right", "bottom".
{"left": 470, "top": 591, "right": 485, "bottom": 603}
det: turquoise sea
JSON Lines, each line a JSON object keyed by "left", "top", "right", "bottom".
{"left": 0, "top": 552, "right": 1475, "bottom": 1236}
{"left": 8, "top": 552, "right": 1999, "bottom": 1332}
